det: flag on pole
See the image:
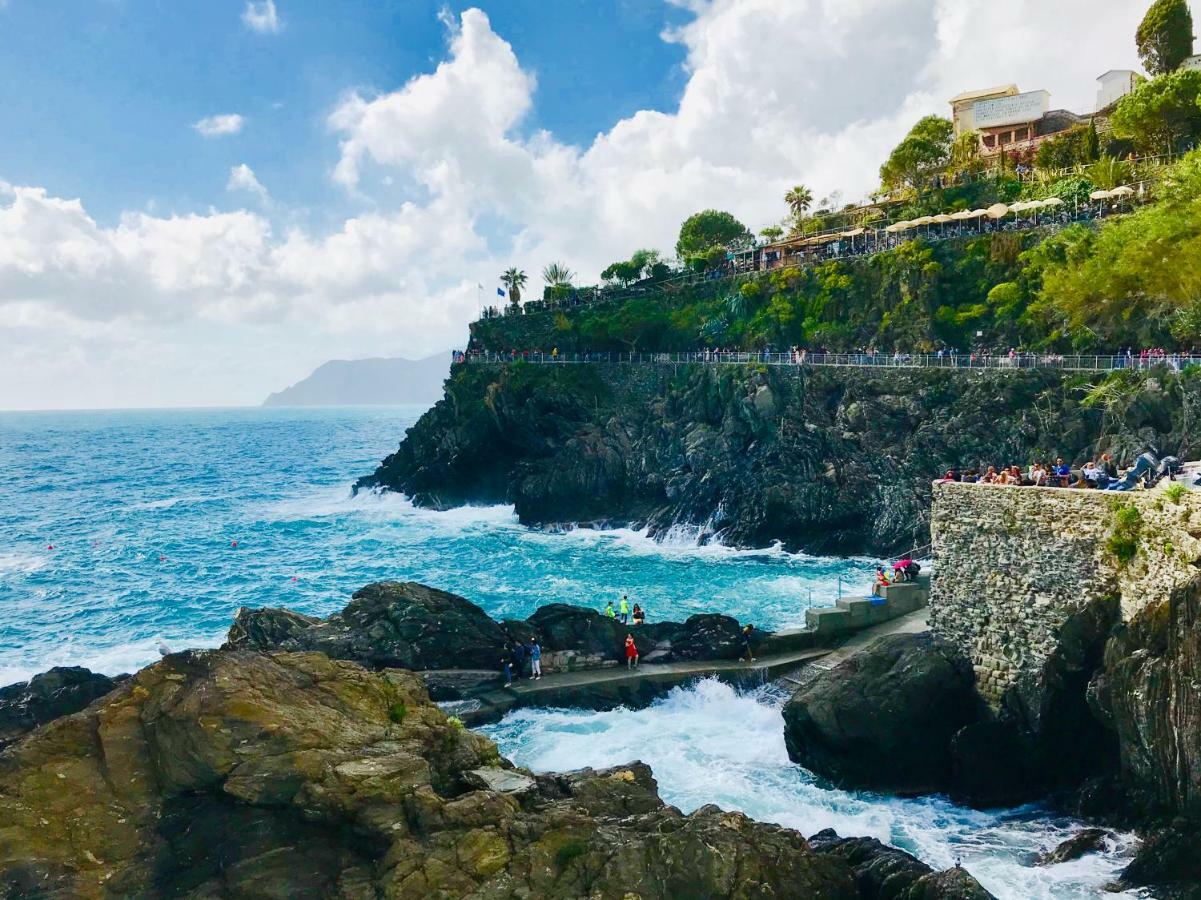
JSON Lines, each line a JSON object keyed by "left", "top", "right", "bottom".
{"left": 497, "top": 287, "right": 506, "bottom": 297}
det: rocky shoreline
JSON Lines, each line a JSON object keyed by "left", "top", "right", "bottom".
{"left": 0, "top": 584, "right": 996, "bottom": 899}
{"left": 358, "top": 363, "right": 1200, "bottom": 555}
{"left": 4, "top": 575, "right": 1196, "bottom": 896}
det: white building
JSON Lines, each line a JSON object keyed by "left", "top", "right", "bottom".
{"left": 1182, "top": 54, "right": 1201, "bottom": 72}
{"left": 1096, "top": 70, "right": 1139, "bottom": 111}
{"left": 949, "top": 85, "right": 1018, "bottom": 137}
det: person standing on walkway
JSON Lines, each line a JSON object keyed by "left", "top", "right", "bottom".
{"left": 625, "top": 634, "right": 639, "bottom": 669}
{"left": 619, "top": 594, "right": 630, "bottom": 624}
{"left": 500, "top": 643, "right": 514, "bottom": 687}
{"left": 529, "top": 639, "right": 542, "bottom": 680}
{"left": 740, "top": 624, "right": 756, "bottom": 663}
{"left": 513, "top": 640, "right": 528, "bottom": 679}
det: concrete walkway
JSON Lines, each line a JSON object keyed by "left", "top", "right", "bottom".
{"left": 446, "top": 605, "right": 930, "bottom": 726}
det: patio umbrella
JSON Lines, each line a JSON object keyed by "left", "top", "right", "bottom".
{"left": 985, "top": 203, "right": 1009, "bottom": 219}
{"left": 950, "top": 210, "right": 975, "bottom": 220}
{"left": 885, "top": 221, "right": 913, "bottom": 233}
{"left": 1040, "top": 197, "right": 1065, "bottom": 207}
{"left": 1109, "top": 185, "right": 1135, "bottom": 197}
{"left": 1089, "top": 189, "right": 1112, "bottom": 200}
{"left": 933, "top": 214, "right": 955, "bottom": 223}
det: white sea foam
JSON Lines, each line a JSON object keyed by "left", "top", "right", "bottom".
{"left": 125, "top": 494, "right": 223, "bottom": 512}
{"left": 484, "top": 679, "right": 1140, "bottom": 900}
{"left": 0, "top": 551, "right": 47, "bottom": 577}
{"left": 0, "top": 629, "right": 227, "bottom": 687}
{"left": 259, "top": 486, "right": 519, "bottom": 529}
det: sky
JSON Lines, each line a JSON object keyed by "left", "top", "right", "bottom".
{"left": 0, "top": 0, "right": 1189, "bottom": 410}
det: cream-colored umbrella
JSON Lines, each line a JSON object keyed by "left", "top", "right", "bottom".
{"left": 1040, "top": 197, "right": 1065, "bottom": 207}
{"left": 884, "top": 221, "right": 913, "bottom": 233}
{"left": 934, "top": 214, "right": 955, "bottom": 223}
{"left": 841, "top": 227, "right": 865, "bottom": 237}
{"left": 985, "top": 203, "right": 1009, "bottom": 219}
{"left": 969, "top": 209, "right": 990, "bottom": 218}
{"left": 911, "top": 216, "right": 936, "bottom": 225}
{"left": 950, "top": 210, "right": 975, "bottom": 220}
{"left": 1109, "top": 185, "right": 1135, "bottom": 197}
{"left": 1089, "top": 189, "right": 1112, "bottom": 200}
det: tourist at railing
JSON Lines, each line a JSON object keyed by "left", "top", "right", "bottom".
{"left": 936, "top": 448, "right": 1186, "bottom": 494}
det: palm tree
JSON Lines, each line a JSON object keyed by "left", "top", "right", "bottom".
{"left": 500, "top": 267, "right": 527, "bottom": 306}
{"left": 542, "top": 262, "right": 574, "bottom": 287}
{"left": 784, "top": 185, "right": 814, "bottom": 219}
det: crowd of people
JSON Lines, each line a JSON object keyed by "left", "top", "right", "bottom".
{"left": 936, "top": 448, "right": 1183, "bottom": 492}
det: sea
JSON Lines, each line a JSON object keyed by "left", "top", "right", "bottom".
{"left": 0, "top": 405, "right": 1141, "bottom": 898}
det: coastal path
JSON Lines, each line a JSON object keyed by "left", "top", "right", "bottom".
{"left": 444, "top": 603, "right": 931, "bottom": 727}
{"left": 456, "top": 350, "right": 1189, "bottom": 375}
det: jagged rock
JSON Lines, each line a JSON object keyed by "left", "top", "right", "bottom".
{"left": 948, "top": 721, "right": 1034, "bottom": 808}
{"left": 808, "top": 830, "right": 996, "bottom": 899}
{"left": 224, "top": 605, "right": 319, "bottom": 650}
{"left": 227, "top": 581, "right": 509, "bottom": 670}
{"left": 0, "top": 648, "right": 893, "bottom": 898}
{"left": 1118, "top": 824, "right": 1201, "bottom": 897}
{"left": 359, "top": 363, "right": 1191, "bottom": 554}
{"left": 782, "top": 633, "right": 978, "bottom": 794}
{"left": 0, "top": 666, "right": 124, "bottom": 750}
{"left": 670, "top": 613, "right": 744, "bottom": 660}
{"left": 1035, "top": 828, "right": 1110, "bottom": 865}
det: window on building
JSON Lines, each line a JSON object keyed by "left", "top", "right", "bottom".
{"left": 983, "top": 135, "right": 996, "bottom": 149}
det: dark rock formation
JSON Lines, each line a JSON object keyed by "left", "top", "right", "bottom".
{"left": 357, "top": 363, "right": 1194, "bottom": 554}
{"left": 227, "top": 581, "right": 509, "bottom": 670}
{"left": 0, "top": 647, "right": 983, "bottom": 898}
{"left": 233, "top": 587, "right": 752, "bottom": 676}
{"left": 808, "top": 830, "right": 995, "bottom": 899}
{"left": 783, "top": 633, "right": 978, "bottom": 794}
{"left": 0, "top": 666, "right": 124, "bottom": 750}
{"left": 1035, "top": 828, "right": 1110, "bottom": 865}
{"left": 1118, "top": 823, "right": 1201, "bottom": 897}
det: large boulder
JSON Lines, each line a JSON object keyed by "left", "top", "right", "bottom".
{"left": 783, "top": 633, "right": 978, "bottom": 794}
{"left": 226, "top": 581, "right": 509, "bottom": 671}
{"left": 808, "top": 830, "right": 996, "bottom": 899}
{"left": 670, "top": 613, "right": 744, "bottom": 661}
{"left": 0, "top": 647, "right": 930, "bottom": 899}
{"left": 224, "top": 606, "right": 319, "bottom": 650}
{"left": 0, "top": 666, "right": 123, "bottom": 750}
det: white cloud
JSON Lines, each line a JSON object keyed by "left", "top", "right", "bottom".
{"left": 242, "top": 0, "right": 281, "bottom": 34}
{"left": 193, "top": 113, "right": 245, "bottom": 137}
{"left": 227, "top": 163, "right": 269, "bottom": 201}
{"left": 0, "top": 1, "right": 1176, "bottom": 409}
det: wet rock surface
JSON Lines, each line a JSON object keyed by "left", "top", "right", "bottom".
{"left": 807, "top": 830, "right": 995, "bottom": 899}
{"left": 0, "top": 666, "right": 125, "bottom": 750}
{"left": 782, "top": 633, "right": 978, "bottom": 795}
{"left": 1034, "top": 828, "right": 1110, "bottom": 865}
{"left": 0, "top": 647, "right": 984, "bottom": 899}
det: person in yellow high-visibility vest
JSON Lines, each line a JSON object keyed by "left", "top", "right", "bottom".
{"left": 619, "top": 595, "right": 630, "bottom": 624}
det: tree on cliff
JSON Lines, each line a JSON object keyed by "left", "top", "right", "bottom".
{"left": 675, "top": 210, "right": 752, "bottom": 270}
{"left": 879, "top": 116, "right": 954, "bottom": 191}
{"left": 602, "top": 249, "right": 669, "bottom": 286}
{"left": 785, "top": 185, "right": 814, "bottom": 235}
{"left": 1136, "top": 0, "right": 1195, "bottom": 75}
{"left": 759, "top": 225, "right": 784, "bottom": 243}
{"left": 1110, "top": 69, "right": 1201, "bottom": 152}
{"left": 500, "top": 267, "right": 527, "bottom": 306}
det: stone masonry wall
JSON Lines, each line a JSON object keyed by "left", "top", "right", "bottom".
{"left": 930, "top": 481, "right": 1201, "bottom": 704}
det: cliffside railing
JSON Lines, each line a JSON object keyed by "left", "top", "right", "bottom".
{"left": 454, "top": 351, "right": 1196, "bottom": 374}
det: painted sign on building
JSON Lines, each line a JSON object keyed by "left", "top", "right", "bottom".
{"left": 973, "top": 90, "right": 1050, "bottom": 130}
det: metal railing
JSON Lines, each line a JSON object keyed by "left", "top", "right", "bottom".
{"left": 453, "top": 351, "right": 1198, "bottom": 373}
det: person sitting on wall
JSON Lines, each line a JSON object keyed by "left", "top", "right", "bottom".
{"left": 1052, "top": 458, "right": 1073, "bottom": 487}
{"left": 1081, "top": 460, "right": 1101, "bottom": 487}
{"left": 1028, "top": 462, "right": 1048, "bottom": 486}
{"left": 937, "top": 469, "right": 957, "bottom": 483}
{"left": 872, "top": 566, "right": 891, "bottom": 597}
{"left": 1107, "top": 448, "right": 1159, "bottom": 491}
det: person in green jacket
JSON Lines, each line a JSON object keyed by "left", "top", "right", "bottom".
{"left": 619, "top": 595, "right": 630, "bottom": 624}
{"left": 604, "top": 600, "right": 616, "bottom": 619}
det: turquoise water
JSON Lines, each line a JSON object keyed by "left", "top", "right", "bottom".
{"left": 0, "top": 406, "right": 1140, "bottom": 897}
{"left": 0, "top": 406, "right": 862, "bottom": 683}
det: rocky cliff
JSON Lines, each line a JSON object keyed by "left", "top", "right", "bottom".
{"left": 0, "top": 647, "right": 991, "bottom": 899}
{"left": 359, "top": 362, "right": 1197, "bottom": 554}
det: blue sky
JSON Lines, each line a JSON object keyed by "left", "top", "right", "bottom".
{"left": 0, "top": 1, "right": 689, "bottom": 226}
{"left": 0, "top": 0, "right": 1177, "bottom": 409}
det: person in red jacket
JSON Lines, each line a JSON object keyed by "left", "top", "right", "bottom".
{"left": 625, "top": 634, "right": 639, "bottom": 669}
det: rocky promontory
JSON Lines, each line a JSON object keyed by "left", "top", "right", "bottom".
{"left": 0, "top": 644, "right": 992, "bottom": 899}
{"left": 358, "top": 362, "right": 1199, "bottom": 554}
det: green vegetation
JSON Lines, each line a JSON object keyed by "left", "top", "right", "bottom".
{"left": 601, "top": 249, "right": 669, "bottom": 285}
{"left": 879, "top": 116, "right": 954, "bottom": 191}
{"left": 501, "top": 267, "right": 527, "bottom": 306}
{"left": 1110, "top": 69, "right": 1201, "bottom": 152}
{"left": 1136, "top": 0, "right": 1195, "bottom": 75}
{"left": 675, "top": 209, "right": 752, "bottom": 270}
{"left": 1164, "top": 481, "right": 1187, "bottom": 503}
{"left": 388, "top": 701, "right": 408, "bottom": 724}
{"left": 1035, "top": 124, "right": 1101, "bottom": 171}
{"left": 447, "top": 715, "right": 465, "bottom": 731}
{"left": 1107, "top": 500, "right": 1144, "bottom": 566}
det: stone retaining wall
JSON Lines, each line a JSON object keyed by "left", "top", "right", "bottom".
{"left": 930, "top": 481, "right": 1201, "bottom": 704}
